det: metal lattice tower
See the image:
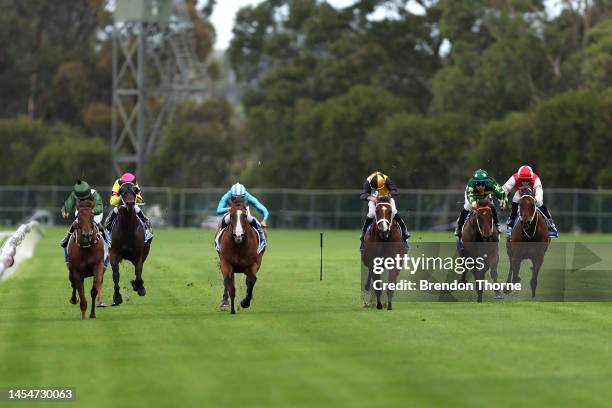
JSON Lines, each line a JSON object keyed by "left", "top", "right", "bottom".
{"left": 112, "top": 0, "right": 209, "bottom": 179}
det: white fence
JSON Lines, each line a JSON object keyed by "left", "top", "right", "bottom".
{"left": 0, "top": 221, "right": 42, "bottom": 280}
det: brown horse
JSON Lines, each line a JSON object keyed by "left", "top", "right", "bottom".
{"left": 505, "top": 193, "right": 550, "bottom": 298}
{"left": 459, "top": 198, "right": 502, "bottom": 302}
{"left": 218, "top": 198, "right": 265, "bottom": 314}
{"left": 109, "top": 182, "right": 151, "bottom": 306}
{"left": 67, "top": 201, "right": 105, "bottom": 319}
{"left": 362, "top": 196, "right": 405, "bottom": 310}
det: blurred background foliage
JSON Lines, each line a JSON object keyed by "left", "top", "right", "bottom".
{"left": 0, "top": 0, "right": 610, "bottom": 188}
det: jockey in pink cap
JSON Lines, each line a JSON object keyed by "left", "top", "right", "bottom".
{"left": 104, "top": 172, "right": 152, "bottom": 242}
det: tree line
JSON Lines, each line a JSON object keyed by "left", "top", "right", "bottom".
{"left": 1, "top": 0, "right": 611, "bottom": 189}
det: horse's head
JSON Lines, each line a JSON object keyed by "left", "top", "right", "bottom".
{"left": 228, "top": 197, "right": 248, "bottom": 244}
{"left": 519, "top": 193, "right": 537, "bottom": 229}
{"left": 75, "top": 200, "right": 97, "bottom": 247}
{"left": 375, "top": 196, "right": 393, "bottom": 241}
{"left": 475, "top": 199, "right": 494, "bottom": 240}
{"left": 119, "top": 182, "right": 137, "bottom": 209}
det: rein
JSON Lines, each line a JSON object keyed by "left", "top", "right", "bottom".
{"left": 474, "top": 206, "right": 492, "bottom": 240}
{"left": 520, "top": 195, "right": 539, "bottom": 239}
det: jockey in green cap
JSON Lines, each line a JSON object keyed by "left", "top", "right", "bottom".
{"left": 59, "top": 180, "right": 107, "bottom": 263}
{"left": 455, "top": 169, "right": 507, "bottom": 242}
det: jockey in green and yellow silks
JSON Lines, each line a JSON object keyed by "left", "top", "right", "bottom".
{"left": 455, "top": 169, "right": 507, "bottom": 239}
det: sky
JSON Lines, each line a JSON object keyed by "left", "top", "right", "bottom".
{"left": 209, "top": 0, "right": 563, "bottom": 50}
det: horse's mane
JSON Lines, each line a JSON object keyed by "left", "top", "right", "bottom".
{"left": 377, "top": 195, "right": 391, "bottom": 204}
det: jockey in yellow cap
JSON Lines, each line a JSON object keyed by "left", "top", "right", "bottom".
{"left": 359, "top": 171, "right": 409, "bottom": 251}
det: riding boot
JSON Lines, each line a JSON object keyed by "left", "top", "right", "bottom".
{"left": 455, "top": 209, "right": 470, "bottom": 238}
{"left": 249, "top": 219, "right": 266, "bottom": 246}
{"left": 394, "top": 214, "right": 410, "bottom": 250}
{"left": 538, "top": 204, "right": 558, "bottom": 237}
{"left": 491, "top": 206, "right": 500, "bottom": 233}
{"left": 360, "top": 217, "right": 374, "bottom": 252}
{"left": 60, "top": 225, "right": 75, "bottom": 248}
{"left": 507, "top": 202, "right": 519, "bottom": 236}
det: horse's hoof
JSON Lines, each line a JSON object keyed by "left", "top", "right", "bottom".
{"left": 376, "top": 302, "right": 383, "bottom": 310}
{"left": 240, "top": 299, "right": 251, "bottom": 309}
{"left": 130, "top": 280, "right": 138, "bottom": 291}
{"left": 112, "top": 293, "right": 123, "bottom": 306}
{"left": 387, "top": 303, "right": 393, "bottom": 310}
{"left": 137, "top": 286, "right": 146, "bottom": 296}
{"left": 230, "top": 309, "right": 236, "bottom": 315}
{"left": 69, "top": 298, "right": 77, "bottom": 305}
{"left": 89, "top": 315, "right": 96, "bottom": 319}
{"left": 97, "top": 302, "right": 107, "bottom": 307}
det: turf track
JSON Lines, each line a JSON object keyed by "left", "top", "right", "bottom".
{"left": 0, "top": 228, "right": 611, "bottom": 407}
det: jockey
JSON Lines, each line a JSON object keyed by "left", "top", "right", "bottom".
{"left": 502, "top": 165, "right": 558, "bottom": 237}
{"left": 104, "top": 172, "right": 151, "bottom": 238}
{"left": 359, "top": 171, "right": 409, "bottom": 251}
{"left": 216, "top": 182, "right": 268, "bottom": 243}
{"left": 60, "top": 180, "right": 105, "bottom": 248}
{"left": 455, "top": 169, "right": 507, "bottom": 239}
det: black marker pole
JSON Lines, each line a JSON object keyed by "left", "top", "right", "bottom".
{"left": 320, "top": 232, "right": 323, "bottom": 281}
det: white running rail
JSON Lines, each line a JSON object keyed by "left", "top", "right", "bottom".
{"left": 0, "top": 221, "right": 42, "bottom": 281}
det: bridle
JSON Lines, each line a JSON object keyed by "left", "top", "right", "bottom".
{"left": 520, "top": 194, "right": 538, "bottom": 239}
{"left": 474, "top": 205, "right": 493, "bottom": 241}
{"left": 375, "top": 201, "right": 393, "bottom": 239}
{"left": 73, "top": 209, "right": 99, "bottom": 248}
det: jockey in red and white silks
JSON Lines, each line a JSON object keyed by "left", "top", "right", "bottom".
{"left": 502, "top": 165, "right": 558, "bottom": 237}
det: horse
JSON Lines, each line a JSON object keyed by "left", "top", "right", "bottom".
{"left": 67, "top": 200, "right": 105, "bottom": 319}
{"left": 505, "top": 193, "right": 550, "bottom": 298}
{"left": 362, "top": 195, "right": 405, "bottom": 310}
{"left": 108, "top": 182, "right": 151, "bottom": 306}
{"left": 217, "top": 197, "right": 265, "bottom": 315}
{"left": 459, "top": 198, "right": 502, "bottom": 302}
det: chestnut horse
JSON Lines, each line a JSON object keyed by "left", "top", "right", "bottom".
{"left": 362, "top": 196, "right": 405, "bottom": 310}
{"left": 459, "top": 198, "right": 502, "bottom": 302}
{"left": 218, "top": 198, "right": 265, "bottom": 314}
{"left": 109, "top": 182, "right": 151, "bottom": 306}
{"left": 67, "top": 200, "right": 105, "bottom": 319}
{"left": 505, "top": 193, "right": 550, "bottom": 298}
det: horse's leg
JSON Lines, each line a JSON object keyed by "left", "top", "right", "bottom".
{"left": 111, "top": 253, "right": 122, "bottom": 306}
{"left": 75, "top": 277, "right": 87, "bottom": 320}
{"left": 220, "top": 260, "right": 236, "bottom": 314}
{"left": 132, "top": 259, "right": 146, "bottom": 296}
{"left": 490, "top": 252, "right": 503, "bottom": 299}
{"left": 90, "top": 263, "right": 104, "bottom": 318}
{"left": 240, "top": 266, "right": 258, "bottom": 309}
{"left": 219, "top": 287, "right": 229, "bottom": 310}
{"left": 530, "top": 254, "right": 544, "bottom": 300}
{"left": 473, "top": 267, "right": 483, "bottom": 303}
{"left": 387, "top": 268, "right": 398, "bottom": 310}
{"left": 69, "top": 274, "right": 77, "bottom": 304}
{"left": 374, "top": 273, "right": 383, "bottom": 310}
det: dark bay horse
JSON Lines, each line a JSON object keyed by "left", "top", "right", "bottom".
{"left": 109, "top": 182, "right": 151, "bottom": 306}
{"left": 505, "top": 193, "right": 550, "bottom": 298}
{"left": 67, "top": 201, "right": 105, "bottom": 319}
{"left": 218, "top": 198, "right": 265, "bottom": 315}
{"left": 362, "top": 196, "right": 405, "bottom": 310}
{"left": 459, "top": 198, "right": 502, "bottom": 302}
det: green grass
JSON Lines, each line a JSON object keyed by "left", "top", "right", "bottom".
{"left": 0, "top": 228, "right": 611, "bottom": 407}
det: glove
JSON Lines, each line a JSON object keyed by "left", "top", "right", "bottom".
{"left": 500, "top": 199, "right": 508, "bottom": 210}
{"left": 261, "top": 220, "right": 267, "bottom": 228}
{"left": 471, "top": 201, "right": 477, "bottom": 209}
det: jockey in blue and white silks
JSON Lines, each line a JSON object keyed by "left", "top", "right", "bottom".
{"left": 216, "top": 183, "right": 268, "bottom": 245}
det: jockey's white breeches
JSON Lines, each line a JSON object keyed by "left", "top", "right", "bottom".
{"left": 223, "top": 206, "right": 255, "bottom": 225}
{"left": 74, "top": 210, "right": 103, "bottom": 224}
{"left": 511, "top": 190, "right": 543, "bottom": 207}
{"left": 367, "top": 198, "right": 397, "bottom": 218}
